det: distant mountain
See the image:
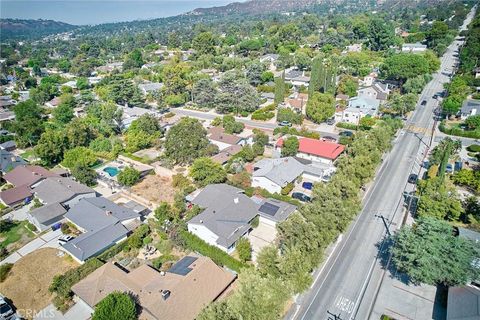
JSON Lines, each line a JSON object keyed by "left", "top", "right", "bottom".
{"left": 0, "top": 19, "right": 77, "bottom": 40}
{"left": 189, "top": 0, "right": 320, "bottom": 15}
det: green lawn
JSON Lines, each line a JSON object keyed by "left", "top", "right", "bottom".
{"left": 19, "top": 149, "right": 35, "bottom": 160}
{"left": 0, "top": 221, "right": 35, "bottom": 250}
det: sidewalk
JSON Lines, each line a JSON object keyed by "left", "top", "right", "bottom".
{"left": 0, "top": 229, "right": 63, "bottom": 265}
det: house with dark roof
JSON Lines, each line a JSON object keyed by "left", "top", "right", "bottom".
{"left": 253, "top": 197, "right": 297, "bottom": 226}
{"left": 276, "top": 137, "right": 345, "bottom": 165}
{"left": 0, "top": 141, "right": 16, "bottom": 152}
{"left": 62, "top": 197, "right": 141, "bottom": 263}
{"left": 32, "top": 177, "right": 96, "bottom": 207}
{"left": 252, "top": 157, "right": 335, "bottom": 194}
{"left": 0, "top": 149, "right": 25, "bottom": 174}
{"left": 207, "top": 127, "right": 247, "bottom": 151}
{"left": 211, "top": 144, "right": 242, "bottom": 165}
{"left": 358, "top": 82, "right": 390, "bottom": 104}
{"left": 447, "top": 284, "right": 480, "bottom": 320}
{"left": 460, "top": 99, "right": 480, "bottom": 120}
{"left": 186, "top": 184, "right": 259, "bottom": 253}
{"left": 28, "top": 203, "right": 67, "bottom": 231}
{"left": 72, "top": 256, "right": 236, "bottom": 320}
{"left": 0, "top": 165, "right": 58, "bottom": 208}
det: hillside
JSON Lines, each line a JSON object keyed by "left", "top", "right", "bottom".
{"left": 0, "top": 19, "right": 76, "bottom": 40}
{"left": 189, "top": 0, "right": 320, "bottom": 15}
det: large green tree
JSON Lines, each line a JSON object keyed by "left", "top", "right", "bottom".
{"left": 12, "top": 99, "right": 45, "bottom": 147}
{"left": 306, "top": 92, "right": 335, "bottom": 123}
{"left": 164, "top": 118, "right": 209, "bottom": 164}
{"left": 366, "top": 18, "right": 395, "bottom": 51}
{"left": 92, "top": 291, "right": 137, "bottom": 320}
{"left": 392, "top": 217, "right": 479, "bottom": 286}
{"left": 189, "top": 157, "right": 227, "bottom": 187}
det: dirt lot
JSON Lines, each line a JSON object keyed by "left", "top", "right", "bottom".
{"left": 0, "top": 248, "right": 77, "bottom": 318}
{"left": 131, "top": 174, "right": 176, "bottom": 205}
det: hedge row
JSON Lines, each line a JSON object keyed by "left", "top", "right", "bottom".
{"left": 179, "top": 230, "right": 248, "bottom": 272}
{"left": 336, "top": 122, "right": 358, "bottom": 131}
{"left": 273, "top": 126, "right": 320, "bottom": 139}
{"left": 439, "top": 121, "right": 480, "bottom": 139}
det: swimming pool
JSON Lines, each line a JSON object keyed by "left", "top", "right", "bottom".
{"left": 103, "top": 166, "right": 119, "bottom": 177}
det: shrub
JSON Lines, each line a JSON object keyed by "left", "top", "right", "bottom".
{"left": 273, "top": 126, "right": 320, "bottom": 139}
{"left": 439, "top": 121, "right": 480, "bottom": 139}
{"left": 277, "top": 108, "right": 303, "bottom": 125}
{"left": 467, "top": 144, "right": 480, "bottom": 153}
{"left": 117, "top": 166, "right": 141, "bottom": 186}
{"left": 281, "top": 182, "right": 294, "bottom": 195}
{"left": 92, "top": 291, "right": 137, "bottom": 320}
{"left": 179, "top": 230, "right": 248, "bottom": 272}
{"left": 0, "top": 263, "right": 13, "bottom": 282}
{"left": 236, "top": 238, "right": 252, "bottom": 262}
{"left": 336, "top": 122, "right": 358, "bottom": 130}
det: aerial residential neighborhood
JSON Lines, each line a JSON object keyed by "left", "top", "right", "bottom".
{"left": 0, "top": 0, "right": 479, "bottom": 319}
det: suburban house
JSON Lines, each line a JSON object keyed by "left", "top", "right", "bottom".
{"left": 72, "top": 256, "right": 236, "bottom": 320}
{"left": 207, "top": 127, "right": 248, "bottom": 151}
{"left": 253, "top": 197, "right": 297, "bottom": 227}
{"left": 285, "top": 92, "right": 309, "bottom": 114}
{"left": 251, "top": 157, "right": 335, "bottom": 194}
{"left": 211, "top": 144, "right": 242, "bottom": 165}
{"left": 276, "top": 137, "right": 345, "bottom": 165}
{"left": 341, "top": 96, "right": 381, "bottom": 125}
{"left": 28, "top": 177, "right": 96, "bottom": 230}
{"left": 0, "top": 140, "right": 16, "bottom": 152}
{"left": 62, "top": 197, "right": 141, "bottom": 263}
{"left": 401, "top": 42, "right": 427, "bottom": 53}
{"left": 45, "top": 96, "right": 61, "bottom": 108}
{"left": 96, "top": 61, "right": 123, "bottom": 73}
{"left": 138, "top": 82, "right": 163, "bottom": 95}
{"left": 259, "top": 53, "right": 279, "bottom": 71}
{"left": 261, "top": 92, "right": 275, "bottom": 105}
{"left": 359, "top": 72, "right": 378, "bottom": 87}
{"left": 0, "top": 165, "right": 57, "bottom": 207}
{"left": 186, "top": 184, "right": 259, "bottom": 253}
{"left": 0, "top": 149, "right": 26, "bottom": 174}
{"left": 460, "top": 99, "right": 480, "bottom": 120}
{"left": 357, "top": 83, "right": 390, "bottom": 104}
{"left": 121, "top": 105, "right": 160, "bottom": 128}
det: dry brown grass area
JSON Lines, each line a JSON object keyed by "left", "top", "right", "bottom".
{"left": 0, "top": 248, "right": 77, "bottom": 318}
{"left": 131, "top": 174, "right": 176, "bottom": 205}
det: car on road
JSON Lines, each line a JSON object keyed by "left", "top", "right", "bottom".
{"left": 420, "top": 100, "right": 427, "bottom": 106}
{"left": 407, "top": 173, "right": 418, "bottom": 184}
{"left": 326, "top": 118, "right": 335, "bottom": 125}
{"left": 278, "top": 121, "right": 292, "bottom": 127}
{"left": 302, "top": 182, "right": 313, "bottom": 190}
{"left": 58, "top": 235, "right": 75, "bottom": 245}
{"left": 339, "top": 131, "right": 353, "bottom": 137}
{"left": 292, "top": 192, "right": 311, "bottom": 202}
{"left": 321, "top": 136, "right": 337, "bottom": 142}
{"left": 446, "top": 163, "right": 454, "bottom": 173}
{"left": 433, "top": 94, "right": 438, "bottom": 99}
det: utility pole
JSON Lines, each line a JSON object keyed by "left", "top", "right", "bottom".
{"left": 374, "top": 214, "right": 391, "bottom": 236}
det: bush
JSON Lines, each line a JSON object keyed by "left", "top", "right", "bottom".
{"left": 467, "top": 144, "right": 480, "bottom": 153}
{"left": 179, "top": 230, "right": 248, "bottom": 272}
{"left": 92, "top": 291, "right": 137, "bottom": 320}
{"left": 236, "top": 238, "right": 252, "bottom": 262}
{"left": 439, "top": 121, "right": 480, "bottom": 139}
{"left": 0, "top": 263, "right": 13, "bottom": 282}
{"left": 273, "top": 126, "right": 320, "bottom": 139}
{"left": 97, "top": 240, "right": 129, "bottom": 261}
{"left": 117, "top": 166, "right": 141, "bottom": 186}
{"left": 251, "top": 105, "right": 275, "bottom": 121}
{"left": 336, "top": 122, "right": 358, "bottom": 130}
{"left": 281, "top": 182, "right": 294, "bottom": 195}
{"left": 277, "top": 108, "right": 303, "bottom": 125}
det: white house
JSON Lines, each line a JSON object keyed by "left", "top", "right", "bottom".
{"left": 402, "top": 43, "right": 427, "bottom": 53}
{"left": 252, "top": 157, "right": 335, "bottom": 194}
{"left": 259, "top": 54, "right": 280, "bottom": 71}
{"left": 460, "top": 99, "right": 480, "bottom": 120}
{"left": 357, "top": 82, "right": 390, "bottom": 104}
{"left": 341, "top": 96, "right": 380, "bottom": 125}
{"left": 207, "top": 127, "right": 247, "bottom": 151}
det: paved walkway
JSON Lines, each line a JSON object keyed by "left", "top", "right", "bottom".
{"left": 0, "top": 229, "right": 63, "bottom": 265}
{"left": 34, "top": 297, "right": 92, "bottom": 320}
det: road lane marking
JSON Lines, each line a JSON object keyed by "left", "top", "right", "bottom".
{"left": 334, "top": 295, "right": 355, "bottom": 314}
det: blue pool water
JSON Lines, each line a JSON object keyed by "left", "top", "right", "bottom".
{"left": 103, "top": 167, "right": 119, "bottom": 177}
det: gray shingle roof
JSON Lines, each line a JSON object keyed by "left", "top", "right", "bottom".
{"left": 65, "top": 197, "right": 140, "bottom": 232}
{"left": 447, "top": 285, "right": 480, "bottom": 320}
{"left": 253, "top": 157, "right": 329, "bottom": 187}
{"left": 253, "top": 197, "right": 297, "bottom": 223}
{"left": 188, "top": 184, "right": 259, "bottom": 248}
{"left": 33, "top": 177, "right": 95, "bottom": 205}
{"left": 29, "top": 202, "right": 67, "bottom": 224}
{"left": 458, "top": 227, "right": 480, "bottom": 244}
{"left": 461, "top": 99, "right": 480, "bottom": 114}
{"left": 62, "top": 222, "right": 129, "bottom": 262}
{"left": 0, "top": 150, "right": 26, "bottom": 173}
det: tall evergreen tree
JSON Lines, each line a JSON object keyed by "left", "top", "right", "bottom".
{"left": 274, "top": 73, "right": 285, "bottom": 105}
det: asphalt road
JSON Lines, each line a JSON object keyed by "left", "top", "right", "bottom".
{"left": 289, "top": 7, "right": 476, "bottom": 320}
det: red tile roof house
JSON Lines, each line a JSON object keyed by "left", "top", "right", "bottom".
{"left": 0, "top": 165, "right": 57, "bottom": 207}
{"left": 276, "top": 137, "right": 345, "bottom": 165}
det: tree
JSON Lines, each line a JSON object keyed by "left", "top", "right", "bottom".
{"left": 215, "top": 73, "right": 259, "bottom": 114}
{"left": 11, "top": 99, "right": 45, "bottom": 147}
{"left": 190, "top": 157, "right": 227, "bottom": 187}
{"left": 117, "top": 166, "right": 141, "bottom": 187}
{"left": 388, "top": 92, "right": 417, "bottom": 115}
{"left": 391, "top": 217, "right": 479, "bottom": 286}
{"left": 281, "top": 136, "right": 299, "bottom": 157}
{"left": 253, "top": 130, "right": 269, "bottom": 146}
{"left": 306, "top": 92, "right": 335, "bottom": 123}
{"left": 465, "top": 115, "right": 480, "bottom": 130}
{"left": 381, "top": 54, "right": 430, "bottom": 82}
{"left": 34, "top": 129, "right": 68, "bottom": 166}
{"left": 417, "top": 178, "right": 463, "bottom": 221}
{"left": 92, "top": 291, "right": 137, "bottom": 320}
{"left": 274, "top": 75, "right": 285, "bottom": 105}
{"left": 76, "top": 77, "right": 89, "bottom": 90}
{"left": 71, "top": 164, "right": 97, "bottom": 186}
{"left": 164, "top": 118, "right": 209, "bottom": 164}
{"left": 193, "top": 78, "right": 216, "bottom": 109}
{"left": 53, "top": 102, "right": 75, "bottom": 125}
{"left": 221, "top": 115, "right": 244, "bottom": 134}
{"left": 366, "top": 18, "right": 395, "bottom": 51}
{"left": 123, "top": 48, "right": 144, "bottom": 70}
{"left": 236, "top": 238, "right": 252, "bottom": 262}
{"left": 193, "top": 32, "right": 216, "bottom": 56}
{"left": 246, "top": 61, "right": 266, "bottom": 86}
{"left": 336, "top": 75, "right": 358, "bottom": 97}
{"left": 154, "top": 202, "right": 175, "bottom": 222}
{"left": 277, "top": 108, "right": 303, "bottom": 125}
{"left": 61, "top": 147, "right": 97, "bottom": 169}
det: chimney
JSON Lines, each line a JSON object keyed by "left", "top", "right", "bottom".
{"left": 234, "top": 197, "right": 239, "bottom": 204}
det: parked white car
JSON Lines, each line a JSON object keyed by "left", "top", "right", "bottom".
{"left": 58, "top": 235, "right": 75, "bottom": 246}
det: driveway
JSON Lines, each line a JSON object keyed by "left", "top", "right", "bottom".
{"left": 34, "top": 297, "right": 92, "bottom": 320}
{"left": 0, "top": 229, "right": 63, "bottom": 265}
{"left": 247, "top": 222, "right": 277, "bottom": 261}
{"left": 1, "top": 203, "right": 33, "bottom": 221}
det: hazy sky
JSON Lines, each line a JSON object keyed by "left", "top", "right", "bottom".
{"left": 0, "top": 0, "right": 238, "bottom": 25}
